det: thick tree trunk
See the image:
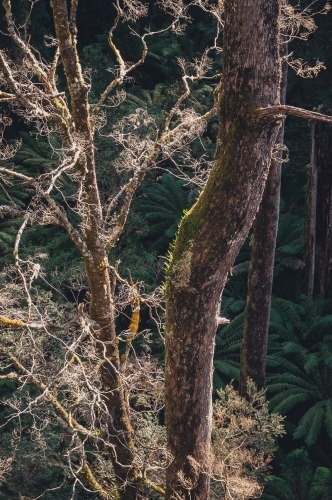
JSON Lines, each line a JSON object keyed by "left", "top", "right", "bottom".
{"left": 165, "top": 1, "right": 281, "bottom": 499}
{"left": 239, "top": 38, "right": 288, "bottom": 396}
{"left": 306, "top": 107, "right": 332, "bottom": 299}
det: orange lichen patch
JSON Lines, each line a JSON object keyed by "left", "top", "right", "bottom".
{"left": 0, "top": 316, "right": 24, "bottom": 327}
{"left": 129, "top": 304, "right": 140, "bottom": 333}
{"left": 129, "top": 281, "right": 140, "bottom": 333}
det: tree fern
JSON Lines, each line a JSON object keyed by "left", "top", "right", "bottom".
{"left": 262, "top": 449, "right": 332, "bottom": 500}
{"left": 266, "top": 296, "right": 332, "bottom": 445}
{"left": 213, "top": 313, "right": 244, "bottom": 389}
{"left": 294, "top": 402, "right": 325, "bottom": 445}
{"left": 137, "top": 173, "right": 191, "bottom": 251}
{"left": 308, "top": 467, "right": 332, "bottom": 500}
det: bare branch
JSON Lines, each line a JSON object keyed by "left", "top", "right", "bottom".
{"left": 260, "top": 104, "right": 332, "bottom": 124}
{"left": 0, "top": 90, "right": 15, "bottom": 101}
{"left": 69, "top": 0, "right": 79, "bottom": 34}
{"left": 1, "top": 351, "right": 93, "bottom": 436}
{"left": 37, "top": 190, "right": 93, "bottom": 262}
{"left": 0, "top": 167, "right": 34, "bottom": 182}
{"left": 2, "top": 0, "right": 50, "bottom": 86}
{"left": 287, "top": 55, "right": 326, "bottom": 78}
{"left": 0, "top": 205, "right": 25, "bottom": 217}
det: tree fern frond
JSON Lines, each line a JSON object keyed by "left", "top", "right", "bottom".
{"left": 272, "top": 298, "right": 305, "bottom": 334}
{"left": 304, "top": 353, "right": 320, "bottom": 374}
{"left": 308, "top": 467, "right": 332, "bottom": 500}
{"left": 125, "top": 93, "right": 147, "bottom": 107}
{"left": 267, "top": 356, "right": 309, "bottom": 378}
{"left": 311, "top": 316, "right": 332, "bottom": 337}
{"left": 324, "top": 400, "right": 332, "bottom": 440}
{"left": 263, "top": 475, "right": 296, "bottom": 500}
{"left": 283, "top": 342, "right": 305, "bottom": 355}
{"left": 293, "top": 402, "right": 325, "bottom": 445}
{"left": 213, "top": 359, "right": 240, "bottom": 381}
{"left": 277, "top": 243, "right": 303, "bottom": 256}
{"left": 269, "top": 390, "right": 311, "bottom": 414}
{"left": 216, "top": 313, "right": 244, "bottom": 345}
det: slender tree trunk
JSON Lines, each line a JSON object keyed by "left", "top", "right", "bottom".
{"left": 239, "top": 38, "right": 288, "bottom": 396}
{"left": 307, "top": 122, "right": 319, "bottom": 299}
{"left": 51, "top": 1, "right": 137, "bottom": 496}
{"left": 165, "top": 1, "right": 281, "bottom": 499}
{"left": 306, "top": 107, "right": 332, "bottom": 299}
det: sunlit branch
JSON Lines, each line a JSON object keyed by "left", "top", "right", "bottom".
{"left": 260, "top": 104, "right": 332, "bottom": 124}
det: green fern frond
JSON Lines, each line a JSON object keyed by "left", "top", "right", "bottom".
{"left": 324, "top": 400, "right": 332, "bottom": 440}
{"left": 272, "top": 298, "right": 305, "bottom": 334}
{"left": 267, "top": 356, "right": 309, "bottom": 379}
{"left": 311, "top": 316, "right": 332, "bottom": 336}
{"left": 278, "top": 243, "right": 303, "bottom": 256}
{"left": 293, "top": 402, "right": 325, "bottom": 444}
{"left": 304, "top": 353, "right": 320, "bottom": 373}
{"left": 269, "top": 389, "right": 311, "bottom": 414}
{"left": 308, "top": 467, "right": 332, "bottom": 500}
{"left": 213, "top": 359, "right": 240, "bottom": 381}
{"left": 215, "top": 313, "right": 244, "bottom": 346}
{"left": 263, "top": 475, "right": 296, "bottom": 500}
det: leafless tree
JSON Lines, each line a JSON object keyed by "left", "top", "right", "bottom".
{"left": 0, "top": 0, "right": 221, "bottom": 498}
{"left": 1, "top": 1, "right": 332, "bottom": 499}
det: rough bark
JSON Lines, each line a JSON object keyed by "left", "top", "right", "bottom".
{"left": 50, "top": 1, "right": 137, "bottom": 495}
{"left": 307, "top": 107, "right": 332, "bottom": 299}
{"left": 239, "top": 37, "right": 288, "bottom": 396}
{"left": 164, "top": 1, "right": 281, "bottom": 499}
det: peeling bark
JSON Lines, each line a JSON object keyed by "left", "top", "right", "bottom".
{"left": 165, "top": 1, "right": 281, "bottom": 498}
{"left": 239, "top": 37, "right": 288, "bottom": 396}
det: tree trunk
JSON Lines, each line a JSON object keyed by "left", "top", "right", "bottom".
{"left": 239, "top": 37, "right": 288, "bottom": 396}
{"left": 51, "top": 1, "right": 137, "bottom": 496}
{"left": 165, "top": 1, "right": 281, "bottom": 499}
{"left": 306, "top": 107, "right": 332, "bottom": 299}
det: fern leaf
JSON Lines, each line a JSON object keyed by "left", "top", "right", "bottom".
{"left": 269, "top": 389, "right": 311, "bottom": 414}
{"left": 294, "top": 402, "right": 325, "bottom": 445}
{"left": 324, "top": 399, "right": 332, "bottom": 440}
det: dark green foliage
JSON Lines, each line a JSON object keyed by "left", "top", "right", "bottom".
{"left": 0, "top": 379, "right": 16, "bottom": 401}
{"left": 105, "top": 209, "right": 161, "bottom": 290}
{"left": 213, "top": 200, "right": 306, "bottom": 390}
{"left": 262, "top": 449, "right": 332, "bottom": 500}
{"left": 0, "top": 132, "right": 44, "bottom": 264}
{"left": 0, "top": 400, "right": 99, "bottom": 499}
{"left": 267, "top": 296, "right": 332, "bottom": 446}
{"left": 0, "top": 132, "right": 78, "bottom": 274}
{"left": 136, "top": 173, "right": 193, "bottom": 252}
{"left": 1, "top": 0, "right": 332, "bottom": 495}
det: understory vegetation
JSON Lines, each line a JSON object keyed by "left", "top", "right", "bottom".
{"left": 1, "top": 0, "right": 332, "bottom": 498}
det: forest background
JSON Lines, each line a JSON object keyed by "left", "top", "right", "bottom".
{"left": 0, "top": 0, "right": 332, "bottom": 498}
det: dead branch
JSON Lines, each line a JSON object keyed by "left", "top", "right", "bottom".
{"left": 260, "top": 104, "right": 332, "bottom": 124}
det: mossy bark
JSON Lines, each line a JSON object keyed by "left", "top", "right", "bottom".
{"left": 165, "top": 1, "right": 281, "bottom": 498}
{"left": 306, "top": 107, "right": 332, "bottom": 299}
{"left": 239, "top": 36, "right": 288, "bottom": 396}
